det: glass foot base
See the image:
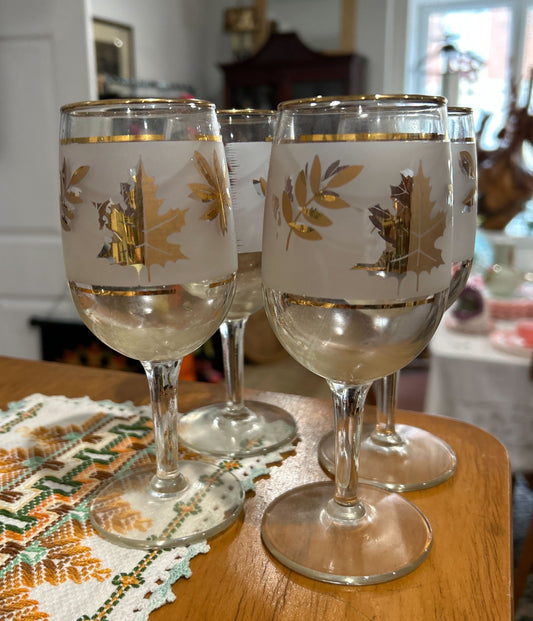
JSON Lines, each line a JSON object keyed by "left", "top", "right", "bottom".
{"left": 178, "top": 400, "right": 297, "bottom": 457}
{"left": 318, "top": 425, "right": 457, "bottom": 492}
{"left": 89, "top": 462, "right": 244, "bottom": 549}
{"left": 261, "top": 481, "right": 432, "bottom": 585}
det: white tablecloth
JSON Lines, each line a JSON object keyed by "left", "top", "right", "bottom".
{"left": 425, "top": 319, "right": 533, "bottom": 472}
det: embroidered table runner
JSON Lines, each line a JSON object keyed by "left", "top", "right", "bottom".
{"left": 0, "top": 394, "right": 296, "bottom": 620}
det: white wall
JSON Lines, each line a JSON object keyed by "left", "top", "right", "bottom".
{"left": 356, "top": 0, "right": 409, "bottom": 94}
{"left": 202, "top": 0, "right": 238, "bottom": 105}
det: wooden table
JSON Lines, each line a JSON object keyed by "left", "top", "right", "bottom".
{"left": 0, "top": 356, "right": 513, "bottom": 620}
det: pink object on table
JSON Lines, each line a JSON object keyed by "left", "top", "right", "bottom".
{"left": 488, "top": 298, "right": 533, "bottom": 320}
{"left": 516, "top": 319, "right": 533, "bottom": 347}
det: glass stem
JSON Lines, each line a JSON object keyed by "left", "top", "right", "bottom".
{"left": 327, "top": 381, "right": 371, "bottom": 520}
{"left": 371, "top": 372, "right": 404, "bottom": 446}
{"left": 219, "top": 317, "right": 247, "bottom": 414}
{"left": 142, "top": 360, "right": 187, "bottom": 497}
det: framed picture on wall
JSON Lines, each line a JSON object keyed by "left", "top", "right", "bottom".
{"left": 93, "top": 18, "right": 134, "bottom": 96}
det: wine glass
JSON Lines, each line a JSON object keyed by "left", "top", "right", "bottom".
{"left": 261, "top": 94, "right": 453, "bottom": 584}
{"left": 60, "top": 98, "right": 244, "bottom": 548}
{"left": 178, "top": 110, "right": 297, "bottom": 457}
{"left": 318, "top": 107, "right": 477, "bottom": 491}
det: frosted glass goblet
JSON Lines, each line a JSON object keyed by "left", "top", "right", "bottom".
{"left": 261, "top": 94, "right": 453, "bottom": 583}
{"left": 178, "top": 109, "right": 297, "bottom": 457}
{"left": 60, "top": 98, "right": 244, "bottom": 548}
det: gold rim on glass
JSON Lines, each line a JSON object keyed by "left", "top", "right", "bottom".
{"left": 297, "top": 132, "right": 443, "bottom": 142}
{"left": 60, "top": 98, "right": 220, "bottom": 144}
{"left": 448, "top": 106, "right": 474, "bottom": 115}
{"left": 277, "top": 93, "right": 448, "bottom": 111}
{"left": 60, "top": 97, "right": 215, "bottom": 114}
{"left": 217, "top": 108, "right": 276, "bottom": 116}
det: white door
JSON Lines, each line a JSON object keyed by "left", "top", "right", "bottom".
{"left": 0, "top": 0, "right": 95, "bottom": 358}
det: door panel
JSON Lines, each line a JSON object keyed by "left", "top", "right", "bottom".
{"left": 0, "top": 0, "right": 94, "bottom": 358}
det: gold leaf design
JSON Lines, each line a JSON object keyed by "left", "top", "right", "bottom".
{"left": 282, "top": 191, "right": 294, "bottom": 226}
{"left": 459, "top": 150, "right": 475, "bottom": 179}
{"left": 459, "top": 150, "right": 477, "bottom": 212}
{"left": 60, "top": 159, "right": 90, "bottom": 231}
{"left": 408, "top": 162, "right": 447, "bottom": 277}
{"left": 271, "top": 194, "right": 281, "bottom": 225}
{"left": 188, "top": 150, "right": 231, "bottom": 234}
{"left": 309, "top": 155, "right": 322, "bottom": 194}
{"left": 301, "top": 206, "right": 332, "bottom": 227}
{"left": 141, "top": 164, "right": 188, "bottom": 270}
{"left": 288, "top": 221, "right": 322, "bottom": 241}
{"left": 295, "top": 170, "right": 308, "bottom": 206}
{"left": 462, "top": 187, "right": 476, "bottom": 210}
{"left": 370, "top": 171, "right": 413, "bottom": 270}
{"left": 253, "top": 176, "right": 268, "bottom": 197}
{"left": 95, "top": 158, "right": 188, "bottom": 279}
{"left": 354, "top": 162, "right": 446, "bottom": 286}
{"left": 325, "top": 162, "right": 364, "bottom": 188}
{"left": 313, "top": 190, "right": 349, "bottom": 209}
{"left": 276, "top": 154, "right": 362, "bottom": 250}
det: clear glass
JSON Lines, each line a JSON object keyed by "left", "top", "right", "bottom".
{"left": 261, "top": 95, "right": 452, "bottom": 584}
{"left": 60, "top": 99, "right": 244, "bottom": 548}
{"left": 178, "top": 110, "right": 297, "bottom": 457}
{"left": 318, "top": 107, "right": 477, "bottom": 491}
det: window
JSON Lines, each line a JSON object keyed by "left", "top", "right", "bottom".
{"left": 406, "top": 0, "right": 533, "bottom": 234}
{"left": 406, "top": 0, "right": 533, "bottom": 150}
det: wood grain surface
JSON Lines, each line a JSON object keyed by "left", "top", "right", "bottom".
{"left": 0, "top": 356, "right": 513, "bottom": 620}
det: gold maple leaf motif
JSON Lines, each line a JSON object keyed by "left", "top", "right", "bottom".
{"left": 279, "top": 155, "right": 363, "bottom": 250}
{"left": 188, "top": 149, "right": 231, "bottom": 234}
{"left": 367, "top": 172, "right": 413, "bottom": 274}
{"left": 60, "top": 158, "right": 90, "bottom": 231}
{"left": 94, "top": 158, "right": 188, "bottom": 279}
{"left": 355, "top": 162, "right": 447, "bottom": 284}
{"left": 407, "top": 162, "right": 447, "bottom": 277}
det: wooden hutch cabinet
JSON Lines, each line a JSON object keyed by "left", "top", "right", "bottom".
{"left": 220, "top": 32, "right": 367, "bottom": 109}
